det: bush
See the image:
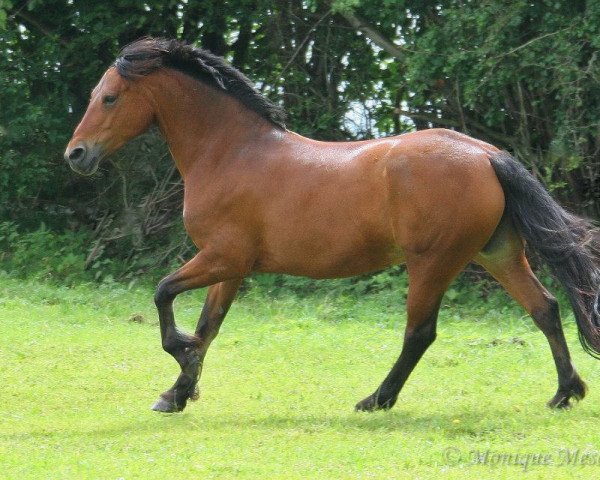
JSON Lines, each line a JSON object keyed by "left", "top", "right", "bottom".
{"left": 0, "top": 222, "right": 89, "bottom": 283}
{"left": 0, "top": 221, "right": 167, "bottom": 286}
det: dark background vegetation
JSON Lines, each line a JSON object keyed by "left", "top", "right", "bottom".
{"left": 0, "top": 0, "right": 598, "bottom": 295}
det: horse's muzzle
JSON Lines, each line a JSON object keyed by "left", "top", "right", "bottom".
{"left": 64, "top": 142, "right": 104, "bottom": 176}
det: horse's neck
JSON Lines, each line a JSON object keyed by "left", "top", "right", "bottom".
{"left": 146, "top": 70, "right": 277, "bottom": 178}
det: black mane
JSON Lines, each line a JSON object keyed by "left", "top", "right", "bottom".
{"left": 114, "top": 37, "right": 286, "bottom": 130}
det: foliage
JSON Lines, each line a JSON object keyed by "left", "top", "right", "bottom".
{"left": 0, "top": 0, "right": 598, "bottom": 286}
{"left": 0, "top": 221, "right": 88, "bottom": 283}
{"left": 0, "top": 220, "right": 179, "bottom": 286}
{"left": 397, "top": 0, "right": 600, "bottom": 214}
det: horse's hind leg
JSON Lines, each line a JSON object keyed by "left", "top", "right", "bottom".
{"left": 477, "top": 235, "right": 587, "bottom": 408}
{"left": 355, "top": 252, "right": 468, "bottom": 412}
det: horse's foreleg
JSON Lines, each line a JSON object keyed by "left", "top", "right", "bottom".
{"left": 151, "top": 250, "right": 244, "bottom": 413}
{"left": 190, "top": 279, "right": 243, "bottom": 398}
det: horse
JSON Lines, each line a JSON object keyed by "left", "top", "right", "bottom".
{"left": 65, "top": 37, "right": 600, "bottom": 414}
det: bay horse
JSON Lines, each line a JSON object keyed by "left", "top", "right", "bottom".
{"left": 65, "top": 38, "right": 600, "bottom": 414}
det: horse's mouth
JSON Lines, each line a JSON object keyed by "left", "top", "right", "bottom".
{"left": 65, "top": 143, "right": 105, "bottom": 176}
{"left": 69, "top": 155, "right": 100, "bottom": 176}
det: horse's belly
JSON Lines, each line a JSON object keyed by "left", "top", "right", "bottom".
{"left": 255, "top": 236, "right": 404, "bottom": 279}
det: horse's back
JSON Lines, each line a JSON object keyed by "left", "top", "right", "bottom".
{"left": 252, "top": 128, "right": 506, "bottom": 277}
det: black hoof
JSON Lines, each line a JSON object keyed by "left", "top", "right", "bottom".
{"left": 547, "top": 393, "right": 572, "bottom": 410}
{"left": 151, "top": 395, "right": 185, "bottom": 413}
{"left": 547, "top": 376, "right": 587, "bottom": 410}
{"left": 355, "top": 393, "right": 395, "bottom": 412}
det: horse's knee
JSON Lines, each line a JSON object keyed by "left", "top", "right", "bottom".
{"left": 154, "top": 277, "right": 177, "bottom": 308}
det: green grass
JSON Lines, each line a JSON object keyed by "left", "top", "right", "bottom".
{"left": 1, "top": 277, "right": 600, "bottom": 479}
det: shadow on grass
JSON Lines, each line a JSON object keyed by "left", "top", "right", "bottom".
{"left": 0, "top": 403, "right": 578, "bottom": 443}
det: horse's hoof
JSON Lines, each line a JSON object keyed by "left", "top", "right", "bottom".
{"left": 355, "top": 396, "right": 377, "bottom": 412}
{"left": 547, "top": 393, "right": 572, "bottom": 410}
{"left": 547, "top": 378, "right": 587, "bottom": 410}
{"left": 151, "top": 396, "right": 184, "bottom": 413}
{"left": 355, "top": 391, "right": 396, "bottom": 412}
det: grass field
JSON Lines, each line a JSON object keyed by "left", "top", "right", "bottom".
{"left": 2, "top": 276, "right": 600, "bottom": 479}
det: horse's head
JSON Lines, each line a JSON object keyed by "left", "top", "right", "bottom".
{"left": 64, "top": 66, "right": 154, "bottom": 175}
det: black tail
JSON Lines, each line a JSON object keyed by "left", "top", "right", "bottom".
{"left": 489, "top": 151, "right": 600, "bottom": 358}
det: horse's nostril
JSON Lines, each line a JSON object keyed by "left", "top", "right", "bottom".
{"left": 68, "top": 146, "right": 86, "bottom": 162}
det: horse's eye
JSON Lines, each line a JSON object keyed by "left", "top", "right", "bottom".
{"left": 103, "top": 95, "right": 118, "bottom": 106}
